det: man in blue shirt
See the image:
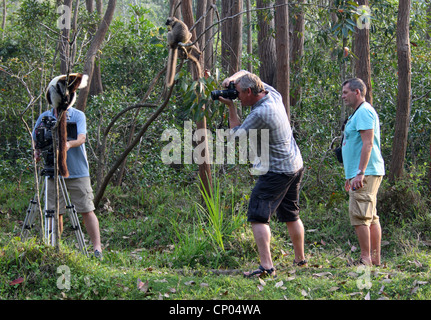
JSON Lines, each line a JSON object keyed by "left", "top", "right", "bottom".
{"left": 34, "top": 106, "right": 102, "bottom": 259}
{"left": 341, "top": 78, "right": 385, "bottom": 266}
{"left": 219, "top": 70, "right": 306, "bottom": 277}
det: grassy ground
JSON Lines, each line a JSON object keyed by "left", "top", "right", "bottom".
{"left": 1, "top": 167, "right": 431, "bottom": 302}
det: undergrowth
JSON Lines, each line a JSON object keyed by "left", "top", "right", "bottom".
{"left": 1, "top": 164, "right": 431, "bottom": 300}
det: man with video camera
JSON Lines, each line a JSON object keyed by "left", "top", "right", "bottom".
{"left": 33, "top": 104, "right": 102, "bottom": 259}
{"left": 216, "top": 70, "right": 306, "bottom": 277}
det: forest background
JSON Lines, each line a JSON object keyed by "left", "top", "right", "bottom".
{"left": 1, "top": 0, "right": 431, "bottom": 302}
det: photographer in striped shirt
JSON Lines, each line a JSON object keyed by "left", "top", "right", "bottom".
{"left": 218, "top": 71, "right": 307, "bottom": 278}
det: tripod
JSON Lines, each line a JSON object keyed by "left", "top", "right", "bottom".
{"left": 21, "top": 165, "right": 88, "bottom": 256}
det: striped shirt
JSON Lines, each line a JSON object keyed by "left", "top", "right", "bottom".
{"left": 232, "top": 83, "right": 303, "bottom": 175}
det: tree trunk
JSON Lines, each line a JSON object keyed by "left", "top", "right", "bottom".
{"left": 86, "top": 0, "right": 104, "bottom": 96}
{"left": 59, "top": 0, "right": 73, "bottom": 74}
{"left": 275, "top": 0, "right": 289, "bottom": 118}
{"left": 229, "top": 0, "right": 243, "bottom": 74}
{"left": 256, "top": 0, "right": 276, "bottom": 86}
{"left": 354, "top": 0, "right": 372, "bottom": 105}
{"left": 221, "top": 0, "right": 232, "bottom": 72}
{"left": 76, "top": 0, "right": 116, "bottom": 111}
{"left": 204, "top": 0, "right": 216, "bottom": 70}
{"left": 290, "top": 0, "right": 304, "bottom": 115}
{"left": 246, "top": 0, "right": 253, "bottom": 72}
{"left": 390, "top": 0, "right": 411, "bottom": 181}
{"left": 181, "top": 0, "right": 212, "bottom": 196}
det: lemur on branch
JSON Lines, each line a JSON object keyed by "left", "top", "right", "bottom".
{"left": 165, "top": 17, "right": 202, "bottom": 89}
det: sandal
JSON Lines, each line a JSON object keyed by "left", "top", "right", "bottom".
{"left": 293, "top": 259, "right": 308, "bottom": 267}
{"left": 243, "top": 265, "right": 277, "bottom": 278}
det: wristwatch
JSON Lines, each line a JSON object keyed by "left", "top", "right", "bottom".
{"left": 356, "top": 169, "right": 365, "bottom": 175}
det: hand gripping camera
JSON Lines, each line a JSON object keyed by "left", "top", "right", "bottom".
{"left": 211, "top": 81, "right": 239, "bottom": 101}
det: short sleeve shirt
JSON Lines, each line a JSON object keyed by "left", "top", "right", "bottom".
{"left": 33, "top": 107, "right": 90, "bottom": 178}
{"left": 341, "top": 102, "right": 385, "bottom": 179}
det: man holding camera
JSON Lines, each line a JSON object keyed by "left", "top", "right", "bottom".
{"left": 33, "top": 106, "right": 102, "bottom": 259}
{"left": 217, "top": 70, "right": 306, "bottom": 277}
{"left": 341, "top": 78, "right": 385, "bottom": 266}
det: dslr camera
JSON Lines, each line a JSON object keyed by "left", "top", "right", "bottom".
{"left": 211, "top": 81, "right": 239, "bottom": 101}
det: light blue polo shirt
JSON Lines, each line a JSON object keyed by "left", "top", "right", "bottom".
{"left": 341, "top": 102, "right": 385, "bottom": 180}
{"left": 33, "top": 107, "right": 90, "bottom": 178}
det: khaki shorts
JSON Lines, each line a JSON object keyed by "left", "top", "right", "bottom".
{"left": 349, "top": 175, "right": 383, "bottom": 226}
{"left": 47, "top": 176, "right": 95, "bottom": 214}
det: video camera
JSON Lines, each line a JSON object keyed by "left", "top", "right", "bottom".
{"left": 211, "top": 81, "right": 239, "bottom": 101}
{"left": 34, "top": 116, "right": 77, "bottom": 167}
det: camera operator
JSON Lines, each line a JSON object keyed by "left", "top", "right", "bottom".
{"left": 217, "top": 70, "right": 306, "bottom": 277}
{"left": 33, "top": 106, "right": 102, "bottom": 259}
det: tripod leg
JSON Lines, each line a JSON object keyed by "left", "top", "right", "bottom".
{"left": 22, "top": 175, "right": 44, "bottom": 241}
{"left": 59, "top": 177, "right": 88, "bottom": 257}
{"left": 44, "top": 176, "right": 55, "bottom": 246}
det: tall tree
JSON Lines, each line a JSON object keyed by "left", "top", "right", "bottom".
{"left": 354, "top": 0, "right": 372, "bottom": 105}
{"left": 256, "top": 0, "right": 276, "bottom": 86}
{"left": 245, "top": 0, "right": 253, "bottom": 72}
{"left": 390, "top": 0, "right": 412, "bottom": 181}
{"left": 275, "top": 0, "right": 289, "bottom": 117}
{"left": 76, "top": 0, "right": 116, "bottom": 111}
{"left": 289, "top": 0, "right": 305, "bottom": 116}
{"left": 204, "top": 0, "right": 216, "bottom": 70}
{"left": 229, "top": 0, "right": 243, "bottom": 74}
{"left": 220, "top": 0, "right": 243, "bottom": 74}
{"left": 221, "top": 0, "right": 232, "bottom": 71}
{"left": 85, "top": 0, "right": 104, "bottom": 96}
{"left": 59, "top": 0, "right": 73, "bottom": 74}
{"left": 181, "top": 0, "right": 212, "bottom": 196}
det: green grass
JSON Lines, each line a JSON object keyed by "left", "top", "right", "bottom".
{"left": 1, "top": 168, "right": 431, "bottom": 301}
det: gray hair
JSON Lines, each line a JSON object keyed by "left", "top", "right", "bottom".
{"left": 342, "top": 78, "right": 367, "bottom": 97}
{"left": 235, "top": 73, "right": 265, "bottom": 96}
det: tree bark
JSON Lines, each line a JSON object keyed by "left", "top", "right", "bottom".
{"left": 229, "top": 0, "right": 243, "bottom": 74}
{"left": 256, "top": 0, "right": 276, "bottom": 86}
{"left": 59, "top": 0, "right": 73, "bottom": 74}
{"left": 245, "top": 0, "right": 253, "bottom": 72}
{"left": 354, "top": 0, "right": 372, "bottom": 105}
{"left": 275, "top": 0, "right": 289, "bottom": 118}
{"left": 76, "top": 0, "right": 116, "bottom": 111}
{"left": 181, "top": 0, "right": 212, "bottom": 196}
{"left": 390, "top": 0, "right": 411, "bottom": 181}
{"left": 289, "top": 0, "right": 304, "bottom": 115}
{"left": 204, "top": 0, "right": 216, "bottom": 70}
{"left": 221, "top": 0, "right": 232, "bottom": 72}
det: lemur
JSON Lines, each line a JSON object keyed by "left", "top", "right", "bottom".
{"left": 45, "top": 73, "right": 88, "bottom": 177}
{"left": 165, "top": 17, "right": 202, "bottom": 89}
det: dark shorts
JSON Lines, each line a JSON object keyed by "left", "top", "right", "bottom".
{"left": 247, "top": 168, "right": 304, "bottom": 224}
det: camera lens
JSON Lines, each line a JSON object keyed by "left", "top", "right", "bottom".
{"left": 211, "top": 90, "right": 223, "bottom": 100}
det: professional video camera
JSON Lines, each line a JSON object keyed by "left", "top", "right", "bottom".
{"left": 34, "top": 116, "right": 77, "bottom": 167}
{"left": 211, "top": 81, "right": 239, "bottom": 101}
